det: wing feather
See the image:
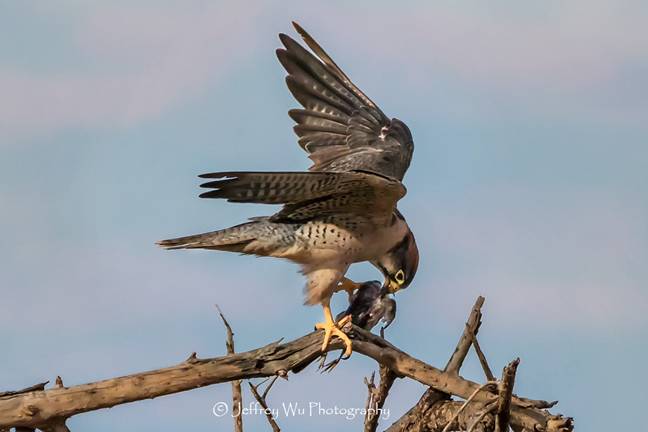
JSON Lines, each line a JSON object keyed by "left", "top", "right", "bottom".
{"left": 196, "top": 25, "right": 414, "bottom": 226}
{"left": 278, "top": 23, "right": 414, "bottom": 181}
{"left": 199, "top": 170, "right": 405, "bottom": 222}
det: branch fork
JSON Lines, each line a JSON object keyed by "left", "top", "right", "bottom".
{"left": 0, "top": 297, "right": 573, "bottom": 432}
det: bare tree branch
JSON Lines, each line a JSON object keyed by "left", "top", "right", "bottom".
{"left": 216, "top": 304, "right": 243, "bottom": 432}
{"left": 363, "top": 365, "right": 396, "bottom": 432}
{"left": 248, "top": 379, "right": 281, "bottom": 432}
{"left": 39, "top": 419, "right": 71, "bottom": 432}
{"left": 0, "top": 298, "right": 572, "bottom": 432}
{"left": 385, "top": 296, "right": 487, "bottom": 431}
{"left": 445, "top": 296, "right": 485, "bottom": 374}
{"left": 385, "top": 386, "right": 448, "bottom": 432}
{"left": 494, "top": 358, "right": 519, "bottom": 432}
{"left": 472, "top": 337, "right": 495, "bottom": 382}
{"left": 0, "top": 383, "right": 48, "bottom": 398}
{"left": 441, "top": 382, "right": 496, "bottom": 432}
{"left": 386, "top": 397, "right": 495, "bottom": 432}
{"left": 375, "top": 295, "right": 569, "bottom": 432}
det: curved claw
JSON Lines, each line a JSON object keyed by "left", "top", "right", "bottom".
{"left": 337, "top": 314, "right": 352, "bottom": 328}
{"left": 315, "top": 319, "right": 353, "bottom": 359}
{"left": 337, "top": 277, "right": 361, "bottom": 298}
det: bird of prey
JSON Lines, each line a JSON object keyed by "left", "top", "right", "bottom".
{"left": 158, "top": 22, "right": 419, "bottom": 358}
{"left": 336, "top": 280, "right": 396, "bottom": 332}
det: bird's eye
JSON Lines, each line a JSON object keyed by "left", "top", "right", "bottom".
{"left": 394, "top": 269, "right": 405, "bottom": 284}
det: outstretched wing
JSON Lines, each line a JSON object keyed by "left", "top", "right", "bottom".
{"left": 277, "top": 22, "right": 414, "bottom": 182}
{"left": 199, "top": 170, "right": 405, "bottom": 222}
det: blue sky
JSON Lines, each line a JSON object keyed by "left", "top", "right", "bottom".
{"left": 1, "top": 1, "right": 647, "bottom": 430}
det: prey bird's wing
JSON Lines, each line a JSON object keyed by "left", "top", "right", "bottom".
{"left": 199, "top": 170, "right": 405, "bottom": 222}
{"left": 277, "top": 22, "right": 414, "bottom": 182}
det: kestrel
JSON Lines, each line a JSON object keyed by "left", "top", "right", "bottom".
{"left": 158, "top": 22, "right": 419, "bottom": 358}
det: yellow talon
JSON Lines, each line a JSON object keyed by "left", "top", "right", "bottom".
{"left": 337, "top": 314, "right": 352, "bottom": 327}
{"left": 315, "top": 300, "right": 353, "bottom": 359}
{"left": 337, "top": 277, "right": 361, "bottom": 303}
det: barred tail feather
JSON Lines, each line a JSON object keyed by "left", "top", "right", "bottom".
{"left": 156, "top": 222, "right": 258, "bottom": 253}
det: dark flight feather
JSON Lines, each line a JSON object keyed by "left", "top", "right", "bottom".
{"left": 277, "top": 22, "right": 415, "bottom": 181}
{"left": 199, "top": 170, "right": 405, "bottom": 223}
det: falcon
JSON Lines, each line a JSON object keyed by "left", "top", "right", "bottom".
{"left": 158, "top": 22, "right": 419, "bottom": 358}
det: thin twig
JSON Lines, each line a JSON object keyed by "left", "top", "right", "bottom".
{"left": 215, "top": 304, "right": 243, "bottom": 432}
{"left": 467, "top": 404, "right": 497, "bottom": 432}
{"left": 262, "top": 376, "right": 279, "bottom": 400}
{"left": 248, "top": 381, "right": 281, "bottom": 432}
{"left": 472, "top": 336, "right": 496, "bottom": 382}
{"left": 441, "top": 382, "right": 497, "bottom": 432}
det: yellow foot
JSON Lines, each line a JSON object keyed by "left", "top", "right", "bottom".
{"left": 337, "top": 314, "right": 352, "bottom": 327}
{"left": 315, "top": 320, "right": 353, "bottom": 359}
{"left": 337, "top": 277, "right": 361, "bottom": 303}
{"left": 315, "top": 301, "right": 353, "bottom": 359}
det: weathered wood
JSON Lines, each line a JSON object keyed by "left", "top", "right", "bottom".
{"left": 472, "top": 337, "right": 495, "bottom": 381}
{"left": 385, "top": 387, "right": 449, "bottom": 432}
{"left": 0, "top": 298, "right": 572, "bottom": 432}
{"left": 0, "top": 332, "right": 328, "bottom": 429}
{"left": 39, "top": 419, "right": 71, "bottom": 432}
{"left": 445, "top": 296, "right": 484, "bottom": 374}
{"left": 386, "top": 396, "right": 493, "bottom": 432}
{"left": 363, "top": 365, "right": 396, "bottom": 432}
{"left": 353, "top": 329, "right": 567, "bottom": 431}
{"left": 248, "top": 379, "right": 281, "bottom": 432}
{"left": 0, "top": 383, "right": 48, "bottom": 398}
{"left": 494, "top": 358, "right": 519, "bottom": 432}
{"left": 216, "top": 305, "right": 243, "bottom": 432}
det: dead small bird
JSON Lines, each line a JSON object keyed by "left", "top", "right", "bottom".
{"left": 336, "top": 280, "right": 396, "bottom": 332}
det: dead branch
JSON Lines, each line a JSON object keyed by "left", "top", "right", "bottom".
{"left": 363, "top": 365, "right": 396, "bottom": 432}
{"left": 494, "top": 359, "right": 519, "bottom": 432}
{"left": 0, "top": 297, "right": 572, "bottom": 432}
{"left": 39, "top": 419, "right": 71, "bottom": 432}
{"left": 441, "top": 382, "right": 496, "bottom": 432}
{"left": 216, "top": 304, "right": 243, "bottom": 432}
{"left": 384, "top": 296, "right": 487, "bottom": 431}
{"left": 0, "top": 383, "right": 48, "bottom": 398}
{"left": 381, "top": 294, "right": 569, "bottom": 432}
{"left": 386, "top": 396, "right": 494, "bottom": 432}
{"left": 445, "top": 296, "right": 484, "bottom": 374}
{"left": 248, "top": 378, "right": 281, "bottom": 432}
{"left": 472, "top": 337, "right": 495, "bottom": 382}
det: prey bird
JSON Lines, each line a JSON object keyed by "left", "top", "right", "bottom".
{"left": 336, "top": 280, "right": 397, "bottom": 332}
{"left": 158, "top": 22, "right": 419, "bottom": 358}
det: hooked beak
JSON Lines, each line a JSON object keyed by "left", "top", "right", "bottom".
{"left": 386, "top": 277, "right": 402, "bottom": 294}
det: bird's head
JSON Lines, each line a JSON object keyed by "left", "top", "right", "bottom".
{"left": 372, "top": 228, "right": 419, "bottom": 294}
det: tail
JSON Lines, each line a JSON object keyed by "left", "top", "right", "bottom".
{"left": 157, "top": 221, "right": 259, "bottom": 253}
